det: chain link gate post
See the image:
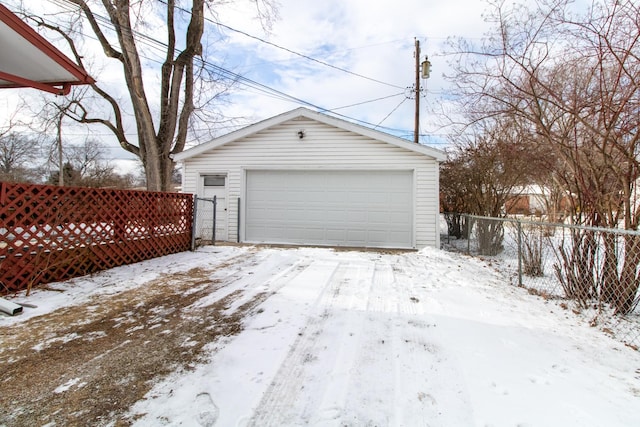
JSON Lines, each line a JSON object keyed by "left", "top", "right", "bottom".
{"left": 191, "top": 194, "right": 199, "bottom": 251}
{"left": 466, "top": 215, "right": 472, "bottom": 254}
{"left": 237, "top": 197, "right": 241, "bottom": 243}
{"left": 212, "top": 195, "right": 217, "bottom": 245}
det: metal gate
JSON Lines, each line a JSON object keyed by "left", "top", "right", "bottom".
{"left": 192, "top": 195, "right": 217, "bottom": 249}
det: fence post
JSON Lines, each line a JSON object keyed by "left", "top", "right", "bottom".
{"left": 191, "top": 195, "right": 198, "bottom": 251}
{"left": 466, "top": 215, "right": 471, "bottom": 254}
{"left": 237, "top": 197, "right": 241, "bottom": 243}
{"left": 212, "top": 195, "right": 217, "bottom": 245}
{"left": 517, "top": 219, "right": 523, "bottom": 287}
{"left": 0, "top": 181, "right": 6, "bottom": 205}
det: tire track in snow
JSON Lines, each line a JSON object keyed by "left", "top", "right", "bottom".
{"left": 391, "top": 254, "right": 434, "bottom": 425}
{"left": 320, "top": 253, "right": 473, "bottom": 426}
{"left": 304, "top": 258, "right": 376, "bottom": 425}
{"left": 247, "top": 252, "right": 474, "bottom": 426}
{"left": 209, "top": 250, "right": 314, "bottom": 315}
{"left": 331, "top": 257, "right": 420, "bottom": 425}
{"left": 247, "top": 258, "right": 371, "bottom": 427}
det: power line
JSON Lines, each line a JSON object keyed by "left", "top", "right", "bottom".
{"left": 41, "top": 0, "right": 422, "bottom": 138}
{"left": 158, "top": 0, "right": 405, "bottom": 90}
{"left": 321, "top": 92, "right": 405, "bottom": 112}
{"left": 374, "top": 97, "right": 408, "bottom": 130}
{"left": 45, "top": 1, "right": 316, "bottom": 107}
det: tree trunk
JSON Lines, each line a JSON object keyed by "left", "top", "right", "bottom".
{"left": 32, "top": 0, "right": 276, "bottom": 191}
{"left": 70, "top": 0, "right": 203, "bottom": 192}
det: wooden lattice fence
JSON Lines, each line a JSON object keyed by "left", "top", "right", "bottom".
{"left": 1, "top": 182, "right": 193, "bottom": 294}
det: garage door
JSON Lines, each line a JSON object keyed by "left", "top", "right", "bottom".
{"left": 245, "top": 170, "right": 413, "bottom": 248}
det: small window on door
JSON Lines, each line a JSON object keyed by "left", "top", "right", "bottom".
{"left": 203, "top": 175, "right": 226, "bottom": 187}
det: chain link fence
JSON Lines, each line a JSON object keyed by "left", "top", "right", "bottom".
{"left": 441, "top": 213, "right": 640, "bottom": 349}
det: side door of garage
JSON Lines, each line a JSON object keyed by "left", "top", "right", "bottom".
{"left": 198, "top": 174, "right": 227, "bottom": 242}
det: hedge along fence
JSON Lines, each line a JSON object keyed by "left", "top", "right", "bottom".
{"left": 1, "top": 182, "right": 193, "bottom": 295}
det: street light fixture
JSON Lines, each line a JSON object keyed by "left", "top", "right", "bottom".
{"left": 421, "top": 56, "right": 432, "bottom": 79}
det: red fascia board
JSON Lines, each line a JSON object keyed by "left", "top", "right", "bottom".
{"left": 0, "top": 4, "right": 95, "bottom": 88}
{"left": 0, "top": 70, "right": 72, "bottom": 95}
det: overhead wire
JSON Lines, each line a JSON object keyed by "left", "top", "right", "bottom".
{"left": 152, "top": 0, "right": 422, "bottom": 132}
{"left": 47, "top": 0, "right": 319, "bottom": 107}
{"left": 45, "top": 0, "right": 423, "bottom": 138}
{"left": 321, "top": 92, "right": 405, "bottom": 112}
{"left": 374, "top": 97, "right": 408, "bottom": 130}
{"left": 158, "top": 0, "right": 405, "bottom": 90}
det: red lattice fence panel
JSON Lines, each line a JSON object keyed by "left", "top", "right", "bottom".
{"left": 1, "top": 182, "right": 193, "bottom": 294}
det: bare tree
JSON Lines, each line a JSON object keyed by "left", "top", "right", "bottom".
{"left": 441, "top": 118, "right": 544, "bottom": 214}
{"left": 440, "top": 118, "right": 546, "bottom": 253}
{"left": 45, "top": 138, "right": 135, "bottom": 188}
{"left": 16, "top": 0, "right": 277, "bottom": 191}
{"left": 446, "top": 0, "right": 640, "bottom": 313}
{"left": 0, "top": 132, "right": 41, "bottom": 183}
{"left": 447, "top": 0, "right": 639, "bottom": 229}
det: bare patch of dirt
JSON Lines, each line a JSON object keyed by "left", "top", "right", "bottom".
{"left": 0, "top": 261, "right": 269, "bottom": 426}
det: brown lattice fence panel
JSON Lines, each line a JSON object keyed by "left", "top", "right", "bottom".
{"left": 1, "top": 182, "right": 193, "bottom": 294}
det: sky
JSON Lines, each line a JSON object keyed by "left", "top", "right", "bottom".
{"left": 3, "top": 245, "right": 640, "bottom": 425}
{"left": 1, "top": 0, "right": 493, "bottom": 174}
{"left": 204, "top": 0, "right": 491, "bottom": 143}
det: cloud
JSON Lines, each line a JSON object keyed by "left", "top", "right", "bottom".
{"left": 210, "top": 0, "right": 492, "bottom": 144}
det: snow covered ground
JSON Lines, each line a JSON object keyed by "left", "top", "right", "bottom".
{"left": 3, "top": 245, "right": 640, "bottom": 426}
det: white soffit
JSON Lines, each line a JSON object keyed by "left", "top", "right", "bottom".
{"left": 0, "top": 4, "right": 94, "bottom": 95}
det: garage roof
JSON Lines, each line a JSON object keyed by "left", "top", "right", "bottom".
{"left": 0, "top": 4, "right": 94, "bottom": 95}
{"left": 174, "top": 107, "right": 447, "bottom": 162}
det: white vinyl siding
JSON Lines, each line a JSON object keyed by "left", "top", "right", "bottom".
{"left": 180, "top": 117, "right": 441, "bottom": 248}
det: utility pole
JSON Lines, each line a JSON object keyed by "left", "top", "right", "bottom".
{"left": 413, "top": 38, "right": 432, "bottom": 144}
{"left": 414, "top": 38, "right": 420, "bottom": 144}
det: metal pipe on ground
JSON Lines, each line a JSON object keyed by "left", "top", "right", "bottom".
{"left": 0, "top": 297, "right": 23, "bottom": 316}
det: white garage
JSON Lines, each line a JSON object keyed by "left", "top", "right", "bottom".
{"left": 174, "top": 107, "right": 445, "bottom": 249}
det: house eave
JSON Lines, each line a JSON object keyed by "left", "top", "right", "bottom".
{"left": 0, "top": 4, "right": 95, "bottom": 94}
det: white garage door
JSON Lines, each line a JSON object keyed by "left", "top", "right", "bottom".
{"left": 245, "top": 170, "right": 413, "bottom": 248}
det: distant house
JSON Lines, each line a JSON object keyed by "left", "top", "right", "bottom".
{"left": 505, "top": 185, "right": 571, "bottom": 220}
{"left": 505, "top": 185, "right": 548, "bottom": 216}
{"left": 173, "top": 107, "right": 446, "bottom": 249}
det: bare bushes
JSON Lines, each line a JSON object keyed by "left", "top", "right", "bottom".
{"left": 459, "top": 214, "right": 640, "bottom": 316}
{"left": 476, "top": 220, "right": 504, "bottom": 256}
{"left": 553, "top": 229, "right": 640, "bottom": 315}
{"left": 443, "top": 212, "right": 467, "bottom": 239}
{"left": 522, "top": 225, "right": 545, "bottom": 277}
{"left": 553, "top": 229, "right": 598, "bottom": 309}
